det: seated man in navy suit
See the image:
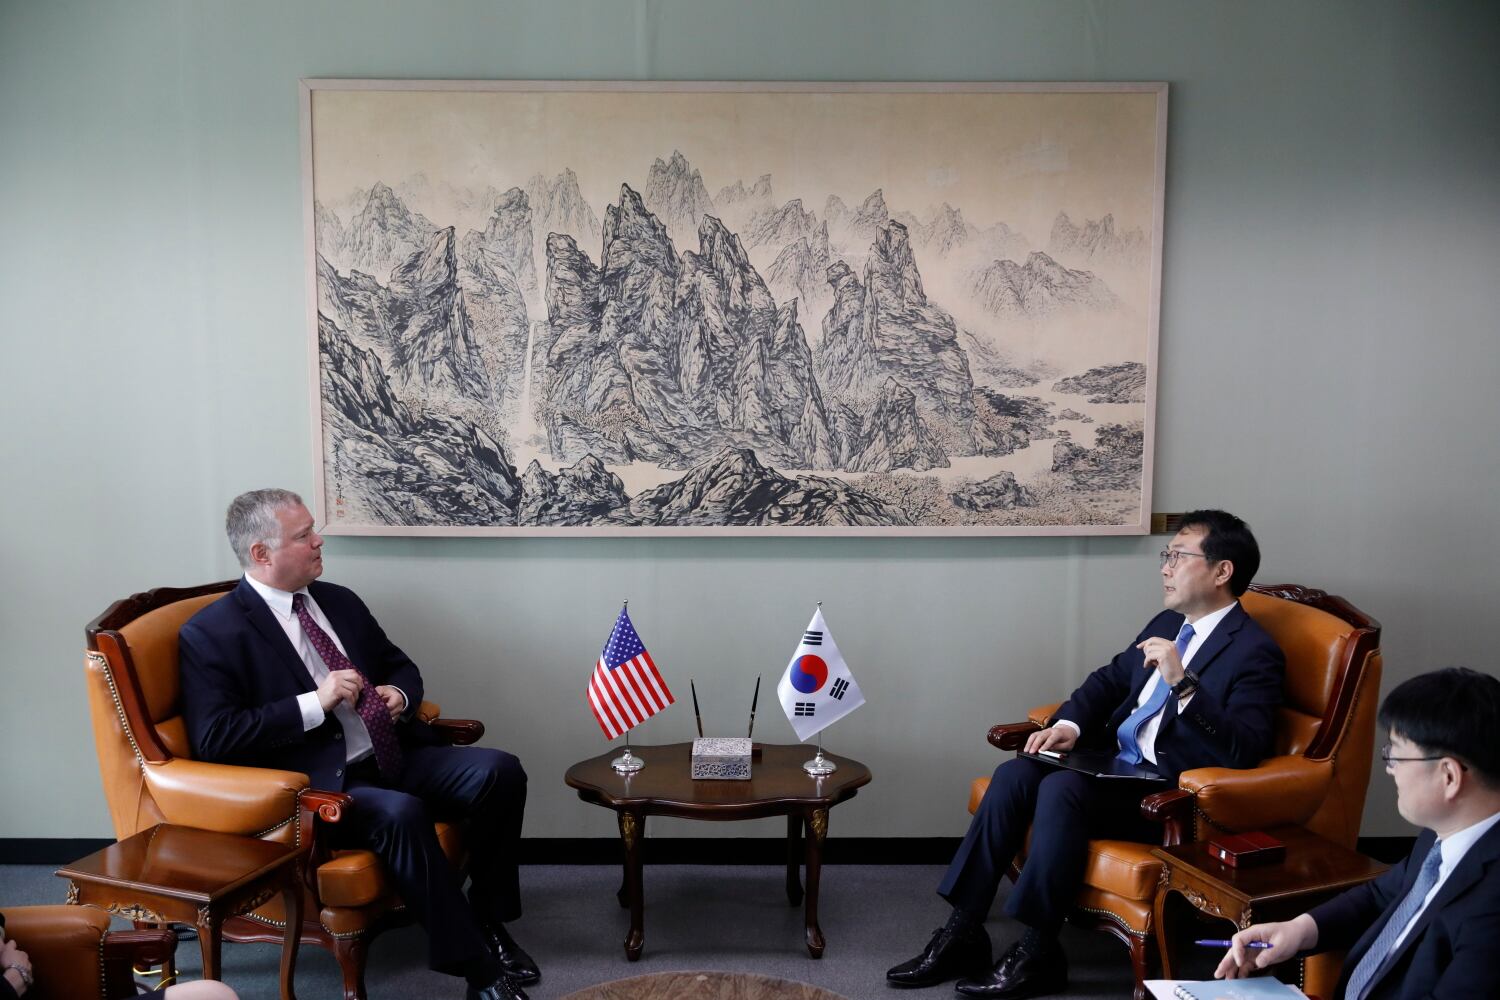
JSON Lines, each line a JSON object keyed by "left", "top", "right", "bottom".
{"left": 179, "top": 489, "right": 536, "bottom": 1000}
{"left": 1216, "top": 667, "right": 1500, "bottom": 1000}
{"left": 888, "top": 509, "right": 1285, "bottom": 998}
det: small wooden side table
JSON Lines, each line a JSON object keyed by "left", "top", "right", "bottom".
{"left": 1152, "top": 825, "right": 1387, "bottom": 982}
{"left": 565, "top": 742, "right": 872, "bottom": 961}
{"left": 56, "top": 824, "right": 305, "bottom": 1000}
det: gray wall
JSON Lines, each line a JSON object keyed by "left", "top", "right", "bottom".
{"left": 2, "top": 1, "right": 1497, "bottom": 841}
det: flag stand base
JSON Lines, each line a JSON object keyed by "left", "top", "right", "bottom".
{"left": 803, "top": 745, "right": 837, "bottom": 776}
{"left": 611, "top": 751, "right": 645, "bottom": 773}
{"left": 612, "top": 737, "right": 645, "bottom": 773}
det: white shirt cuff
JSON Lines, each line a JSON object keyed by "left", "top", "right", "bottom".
{"left": 389, "top": 685, "right": 410, "bottom": 716}
{"left": 297, "top": 691, "right": 326, "bottom": 731}
{"left": 1054, "top": 719, "right": 1081, "bottom": 736}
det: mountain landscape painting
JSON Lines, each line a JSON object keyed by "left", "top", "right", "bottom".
{"left": 303, "top": 81, "right": 1166, "bottom": 534}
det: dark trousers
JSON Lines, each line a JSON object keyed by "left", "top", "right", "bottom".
{"left": 937, "top": 757, "right": 1159, "bottom": 934}
{"left": 334, "top": 744, "right": 527, "bottom": 975}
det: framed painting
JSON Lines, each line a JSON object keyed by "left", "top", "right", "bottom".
{"left": 302, "top": 80, "right": 1166, "bottom": 535}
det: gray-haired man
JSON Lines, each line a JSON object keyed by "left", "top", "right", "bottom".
{"left": 180, "top": 489, "right": 536, "bottom": 1000}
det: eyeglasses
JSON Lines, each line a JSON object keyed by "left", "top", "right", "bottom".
{"left": 1380, "top": 743, "right": 1462, "bottom": 768}
{"left": 1159, "top": 549, "right": 1214, "bottom": 569}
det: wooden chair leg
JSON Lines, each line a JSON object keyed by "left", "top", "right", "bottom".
{"left": 1129, "top": 932, "right": 1154, "bottom": 1000}
{"left": 332, "top": 934, "right": 369, "bottom": 1000}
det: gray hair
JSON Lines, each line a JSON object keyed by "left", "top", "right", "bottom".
{"left": 226, "top": 488, "right": 304, "bottom": 568}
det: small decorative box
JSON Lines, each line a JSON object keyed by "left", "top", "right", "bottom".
{"left": 691, "top": 738, "right": 752, "bottom": 780}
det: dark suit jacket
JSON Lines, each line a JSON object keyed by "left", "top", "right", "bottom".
{"left": 1308, "top": 822, "right": 1500, "bottom": 1000}
{"left": 1052, "top": 603, "right": 1285, "bottom": 782}
{"left": 180, "top": 578, "right": 441, "bottom": 791}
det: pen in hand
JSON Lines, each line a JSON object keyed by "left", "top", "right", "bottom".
{"left": 691, "top": 679, "right": 704, "bottom": 739}
{"left": 1194, "top": 939, "right": 1272, "bottom": 949}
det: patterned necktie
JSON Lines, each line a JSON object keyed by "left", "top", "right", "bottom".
{"left": 291, "top": 592, "right": 404, "bottom": 780}
{"left": 1117, "top": 622, "right": 1195, "bottom": 764}
{"left": 1344, "top": 839, "right": 1444, "bottom": 1000}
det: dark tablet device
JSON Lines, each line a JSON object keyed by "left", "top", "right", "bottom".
{"left": 1017, "top": 749, "right": 1168, "bottom": 782}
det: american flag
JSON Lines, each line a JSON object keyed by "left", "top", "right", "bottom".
{"left": 587, "top": 605, "right": 675, "bottom": 740}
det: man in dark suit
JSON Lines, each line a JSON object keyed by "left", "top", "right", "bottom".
{"left": 179, "top": 489, "right": 537, "bottom": 1000}
{"left": 888, "top": 509, "right": 1285, "bottom": 998}
{"left": 1216, "top": 667, "right": 1500, "bottom": 1000}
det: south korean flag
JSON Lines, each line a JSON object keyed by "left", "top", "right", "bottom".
{"left": 777, "top": 606, "right": 865, "bottom": 742}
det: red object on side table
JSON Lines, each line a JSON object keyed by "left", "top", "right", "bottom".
{"left": 1208, "top": 831, "right": 1287, "bottom": 868}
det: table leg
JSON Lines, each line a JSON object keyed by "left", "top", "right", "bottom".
{"left": 1154, "top": 883, "right": 1176, "bottom": 980}
{"left": 803, "top": 807, "right": 828, "bottom": 958}
{"left": 785, "top": 814, "right": 804, "bottom": 906}
{"left": 619, "top": 810, "right": 645, "bottom": 961}
{"left": 196, "top": 907, "right": 222, "bottom": 982}
{"left": 278, "top": 863, "right": 303, "bottom": 1000}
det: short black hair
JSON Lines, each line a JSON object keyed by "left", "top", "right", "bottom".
{"left": 1379, "top": 667, "right": 1500, "bottom": 788}
{"left": 1177, "top": 509, "right": 1261, "bottom": 597}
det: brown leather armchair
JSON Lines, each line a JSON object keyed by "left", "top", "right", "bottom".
{"left": 968, "top": 583, "right": 1382, "bottom": 1000}
{"left": 84, "top": 581, "right": 486, "bottom": 1000}
{"left": 2, "top": 905, "right": 176, "bottom": 1000}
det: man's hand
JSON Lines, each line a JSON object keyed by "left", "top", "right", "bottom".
{"left": 1136, "top": 635, "right": 1186, "bottom": 686}
{"left": 316, "top": 668, "right": 363, "bottom": 713}
{"left": 1213, "top": 914, "right": 1318, "bottom": 980}
{"left": 2, "top": 938, "right": 32, "bottom": 996}
{"left": 1024, "top": 725, "right": 1079, "bottom": 755}
{"left": 375, "top": 685, "right": 405, "bottom": 722}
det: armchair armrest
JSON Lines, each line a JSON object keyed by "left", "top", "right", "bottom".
{"left": 5, "top": 904, "right": 111, "bottom": 999}
{"left": 102, "top": 928, "right": 177, "bottom": 999}
{"left": 988, "top": 722, "right": 1042, "bottom": 750}
{"left": 141, "top": 758, "right": 309, "bottom": 835}
{"left": 1141, "top": 788, "right": 1194, "bottom": 845}
{"left": 414, "top": 699, "right": 485, "bottom": 746}
{"left": 296, "top": 787, "right": 354, "bottom": 888}
{"left": 987, "top": 702, "right": 1063, "bottom": 750}
{"left": 1177, "top": 755, "right": 1334, "bottom": 834}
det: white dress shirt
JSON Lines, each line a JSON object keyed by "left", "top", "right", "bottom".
{"left": 1388, "top": 810, "right": 1500, "bottom": 952}
{"left": 243, "top": 574, "right": 376, "bottom": 764}
{"left": 1056, "top": 600, "right": 1239, "bottom": 764}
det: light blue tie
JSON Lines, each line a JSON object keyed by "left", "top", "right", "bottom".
{"left": 1116, "top": 622, "right": 1194, "bottom": 764}
{"left": 1344, "top": 840, "right": 1443, "bottom": 1000}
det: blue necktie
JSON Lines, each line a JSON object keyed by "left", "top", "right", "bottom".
{"left": 1344, "top": 840, "right": 1444, "bottom": 1000}
{"left": 1116, "top": 622, "right": 1194, "bottom": 765}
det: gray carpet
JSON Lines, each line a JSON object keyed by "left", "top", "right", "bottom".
{"left": 3, "top": 863, "right": 1200, "bottom": 999}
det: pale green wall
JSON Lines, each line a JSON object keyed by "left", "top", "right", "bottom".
{"left": 2, "top": 1, "right": 1497, "bottom": 841}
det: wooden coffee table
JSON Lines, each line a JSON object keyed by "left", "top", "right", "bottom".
{"left": 565, "top": 742, "right": 872, "bottom": 960}
{"left": 1151, "top": 825, "right": 1387, "bottom": 981}
{"left": 56, "top": 824, "right": 305, "bottom": 999}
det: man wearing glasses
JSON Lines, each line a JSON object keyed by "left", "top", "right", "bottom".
{"left": 1215, "top": 667, "right": 1500, "bottom": 999}
{"left": 889, "top": 509, "right": 1285, "bottom": 998}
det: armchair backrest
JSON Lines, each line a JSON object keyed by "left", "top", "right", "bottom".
{"left": 84, "top": 582, "right": 236, "bottom": 840}
{"left": 1239, "top": 583, "right": 1383, "bottom": 846}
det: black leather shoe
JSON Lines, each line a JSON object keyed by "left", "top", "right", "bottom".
{"left": 466, "top": 973, "right": 529, "bottom": 1000}
{"left": 886, "top": 922, "right": 993, "bottom": 988}
{"left": 484, "top": 924, "right": 541, "bottom": 986}
{"left": 954, "top": 937, "right": 1068, "bottom": 998}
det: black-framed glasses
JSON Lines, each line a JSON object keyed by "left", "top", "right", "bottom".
{"left": 1159, "top": 549, "right": 1213, "bottom": 569}
{"left": 1381, "top": 743, "right": 1463, "bottom": 768}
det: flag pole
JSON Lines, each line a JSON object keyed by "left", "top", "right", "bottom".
{"left": 803, "top": 601, "right": 837, "bottom": 775}
{"left": 611, "top": 598, "right": 645, "bottom": 773}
